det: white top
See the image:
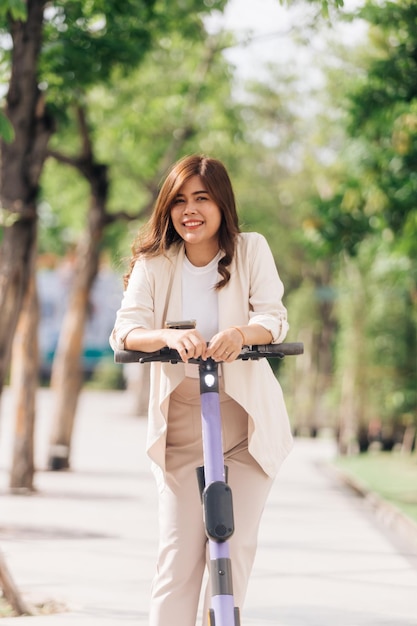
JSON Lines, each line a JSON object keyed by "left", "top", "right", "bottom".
{"left": 182, "top": 250, "right": 221, "bottom": 377}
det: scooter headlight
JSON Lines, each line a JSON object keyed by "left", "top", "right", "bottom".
{"left": 204, "top": 373, "right": 216, "bottom": 388}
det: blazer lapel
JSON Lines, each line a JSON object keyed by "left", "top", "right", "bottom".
{"left": 163, "top": 244, "right": 185, "bottom": 326}
{"left": 218, "top": 263, "right": 247, "bottom": 331}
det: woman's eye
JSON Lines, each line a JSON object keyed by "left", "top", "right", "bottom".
{"left": 197, "top": 195, "right": 208, "bottom": 201}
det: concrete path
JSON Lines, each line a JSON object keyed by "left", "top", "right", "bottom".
{"left": 0, "top": 388, "right": 416, "bottom": 625}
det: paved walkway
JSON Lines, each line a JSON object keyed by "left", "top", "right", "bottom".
{"left": 0, "top": 388, "right": 416, "bottom": 625}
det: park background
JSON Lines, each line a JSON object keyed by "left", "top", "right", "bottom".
{"left": 0, "top": 0, "right": 417, "bottom": 612}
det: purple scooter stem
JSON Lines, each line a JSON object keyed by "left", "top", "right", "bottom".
{"left": 200, "top": 362, "right": 240, "bottom": 626}
{"left": 201, "top": 391, "right": 225, "bottom": 484}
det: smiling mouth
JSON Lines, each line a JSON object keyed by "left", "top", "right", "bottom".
{"left": 182, "top": 220, "right": 203, "bottom": 228}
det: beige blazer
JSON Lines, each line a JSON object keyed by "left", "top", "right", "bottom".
{"left": 110, "top": 232, "right": 293, "bottom": 487}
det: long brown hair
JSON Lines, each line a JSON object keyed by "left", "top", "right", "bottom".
{"left": 125, "top": 155, "right": 241, "bottom": 289}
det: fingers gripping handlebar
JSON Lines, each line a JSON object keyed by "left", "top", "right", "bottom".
{"left": 114, "top": 342, "right": 304, "bottom": 365}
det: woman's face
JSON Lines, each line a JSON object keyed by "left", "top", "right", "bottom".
{"left": 170, "top": 175, "right": 222, "bottom": 265}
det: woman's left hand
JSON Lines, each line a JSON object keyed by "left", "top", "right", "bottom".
{"left": 206, "top": 328, "right": 244, "bottom": 362}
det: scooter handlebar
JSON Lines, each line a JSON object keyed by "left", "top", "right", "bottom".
{"left": 114, "top": 342, "right": 303, "bottom": 364}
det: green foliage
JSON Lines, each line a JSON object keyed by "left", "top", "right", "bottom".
{"left": 0, "top": 0, "right": 27, "bottom": 21}
{"left": 90, "top": 33, "right": 237, "bottom": 178}
{"left": 268, "top": 1, "right": 417, "bottom": 441}
{"left": 23, "top": 0, "right": 228, "bottom": 256}
{"left": 334, "top": 242, "right": 417, "bottom": 428}
{"left": 308, "top": 0, "right": 417, "bottom": 260}
{"left": 1, "top": 0, "right": 228, "bottom": 119}
{"left": 39, "top": 27, "right": 241, "bottom": 260}
{"left": 307, "top": 183, "right": 376, "bottom": 257}
{"left": 351, "top": 0, "right": 417, "bottom": 120}
{"left": 336, "top": 452, "right": 417, "bottom": 524}
{"left": 85, "top": 357, "right": 125, "bottom": 390}
{"left": 40, "top": 0, "right": 157, "bottom": 109}
{"left": 39, "top": 158, "right": 90, "bottom": 255}
{"left": 280, "top": 0, "right": 345, "bottom": 18}
{"left": 0, "top": 110, "right": 14, "bottom": 142}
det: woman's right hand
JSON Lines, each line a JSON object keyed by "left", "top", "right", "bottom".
{"left": 164, "top": 328, "right": 207, "bottom": 362}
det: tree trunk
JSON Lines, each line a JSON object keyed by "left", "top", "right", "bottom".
{"left": 47, "top": 164, "right": 108, "bottom": 470}
{"left": 9, "top": 234, "right": 39, "bottom": 492}
{"left": 0, "top": 0, "right": 52, "bottom": 398}
{"left": 337, "top": 364, "right": 359, "bottom": 456}
{"left": 310, "top": 262, "right": 337, "bottom": 434}
{"left": 0, "top": 221, "right": 37, "bottom": 394}
{"left": 0, "top": 549, "right": 31, "bottom": 616}
{"left": 336, "top": 257, "right": 370, "bottom": 455}
{"left": 47, "top": 238, "right": 101, "bottom": 470}
{"left": 290, "top": 262, "right": 337, "bottom": 437}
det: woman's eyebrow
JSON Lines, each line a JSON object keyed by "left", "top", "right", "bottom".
{"left": 174, "top": 189, "right": 208, "bottom": 198}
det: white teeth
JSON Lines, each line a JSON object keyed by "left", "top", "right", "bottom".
{"left": 183, "top": 221, "right": 202, "bottom": 226}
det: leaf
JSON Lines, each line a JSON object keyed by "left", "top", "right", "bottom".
{"left": 0, "top": 111, "right": 14, "bottom": 143}
{"left": 0, "top": 0, "right": 27, "bottom": 21}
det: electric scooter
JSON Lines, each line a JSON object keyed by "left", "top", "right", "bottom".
{"left": 115, "top": 338, "right": 303, "bottom": 626}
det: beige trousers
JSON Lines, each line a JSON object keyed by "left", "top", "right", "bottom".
{"left": 149, "top": 377, "right": 274, "bottom": 626}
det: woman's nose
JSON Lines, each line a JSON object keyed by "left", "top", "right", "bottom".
{"left": 183, "top": 201, "right": 197, "bottom": 213}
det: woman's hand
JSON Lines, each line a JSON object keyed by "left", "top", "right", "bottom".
{"left": 205, "top": 328, "right": 244, "bottom": 363}
{"left": 165, "top": 328, "right": 208, "bottom": 363}
{"left": 124, "top": 324, "right": 270, "bottom": 363}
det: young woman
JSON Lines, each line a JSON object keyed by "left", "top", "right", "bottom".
{"left": 110, "top": 154, "right": 293, "bottom": 626}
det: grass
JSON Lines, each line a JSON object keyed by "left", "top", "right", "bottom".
{"left": 0, "top": 595, "right": 66, "bottom": 619}
{"left": 335, "top": 451, "right": 417, "bottom": 525}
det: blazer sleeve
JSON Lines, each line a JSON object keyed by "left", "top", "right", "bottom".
{"left": 109, "top": 259, "right": 154, "bottom": 351}
{"left": 247, "top": 233, "right": 289, "bottom": 343}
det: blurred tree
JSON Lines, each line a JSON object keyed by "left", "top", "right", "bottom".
{"left": 0, "top": 0, "right": 227, "bottom": 396}
{"left": 0, "top": 0, "right": 227, "bottom": 485}
{"left": 308, "top": 0, "right": 417, "bottom": 258}
{"left": 0, "top": 0, "right": 51, "bottom": 399}
{"left": 9, "top": 233, "right": 38, "bottom": 490}
{"left": 230, "top": 61, "right": 342, "bottom": 434}
{"left": 302, "top": 0, "right": 417, "bottom": 451}
{"left": 45, "top": 31, "right": 235, "bottom": 471}
{"left": 334, "top": 241, "right": 416, "bottom": 453}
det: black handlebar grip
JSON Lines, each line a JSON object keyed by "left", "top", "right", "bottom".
{"left": 254, "top": 342, "right": 304, "bottom": 356}
{"left": 114, "top": 349, "right": 161, "bottom": 363}
{"left": 114, "top": 342, "right": 303, "bottom": 364}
